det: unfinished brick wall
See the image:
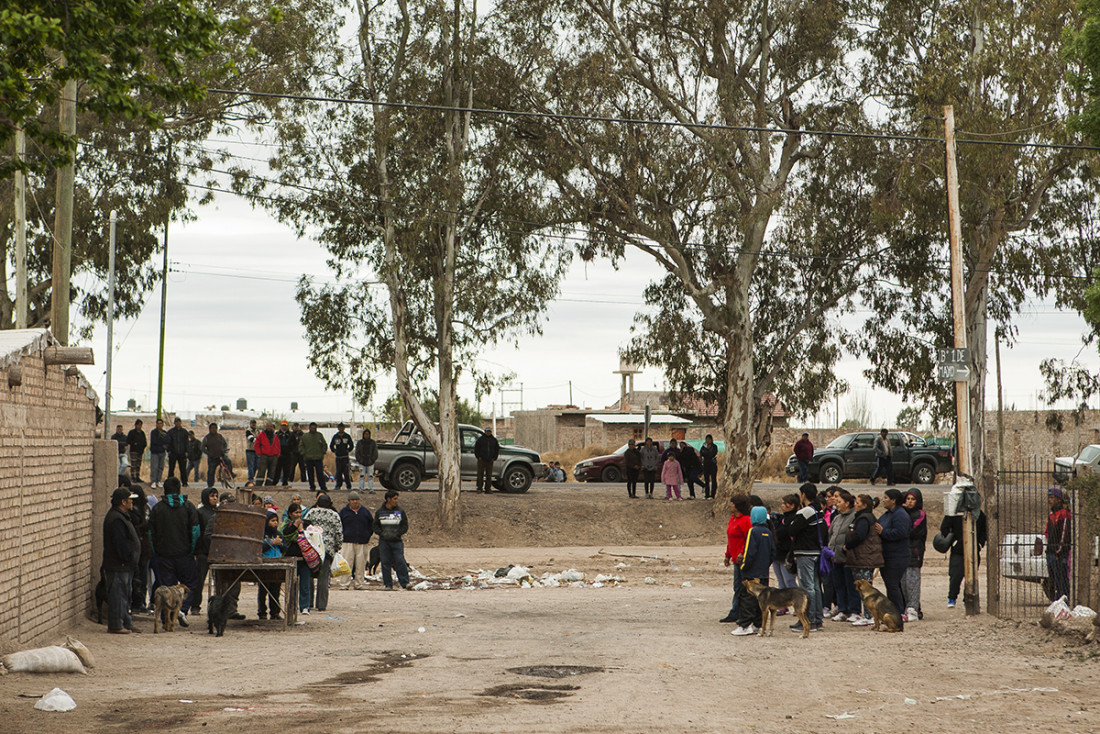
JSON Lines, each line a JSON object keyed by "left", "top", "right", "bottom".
{"left": 0, "top": 339, "right": 98, "bottom": 648}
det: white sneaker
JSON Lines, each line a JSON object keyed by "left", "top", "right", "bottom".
{"left": 823, "top": 605, "right": 836, "bottom": 619}
{"left": 731, "top": 625, "right": 757, "bottom": 636}
{"left": 831, "top": 613, "right": 848, "bottom": 622}
{"left": 851, "top": 616, "right": 874, "bottom": 626}
{"left": 906, "top": 608, "right": 919, "bottom": 622}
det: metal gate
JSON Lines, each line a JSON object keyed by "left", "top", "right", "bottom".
{"left": 990, "top": 460, "right": 1077, "bottom": 620}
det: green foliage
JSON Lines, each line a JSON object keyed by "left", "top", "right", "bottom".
{"left": 1065, "top": 0, "right": 1100, "bottom": 145}
{"left": 896, "top": 406, "right": 923, "bottom": 432}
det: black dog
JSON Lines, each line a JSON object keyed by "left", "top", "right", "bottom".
{"left": 368, "top": 545, "right": 381, "bottom": 575}
{"left": 94, "top": 567, "right": 107, "bottom": 624}
{"left": 207, "top": 594, "right": 230, "bottom": 637}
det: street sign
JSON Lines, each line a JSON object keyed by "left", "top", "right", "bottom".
{"left": 936, "top": 347, "right": 970, "bottom": 365}
{"left": 937, "top": 363, "right": 971, "bottom": 382}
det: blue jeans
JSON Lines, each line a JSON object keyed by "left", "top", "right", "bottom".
{"left": 830, "top": 563, "right": 860, "bottom": 615}
{"left": 795, "top": 555, "right": 823, "bottom": 625}
{"left": 870, "top": 456, "right": 894, "bottom": 485}
{"left": 379, "top": 540, "right": 409, "bottom": 588}
{"left": 797, "top": 460, "right": 809, "bottom": 483}
{"left": 188, "top": 458, "right": 201, "bottom": 482}
{"left": 772, "top": 560, "right": 797, "bottom": 589}
{"left": 297, "top": 560, "right": 313, "bottom": 611}
{"left": 150, "top": 452, "right": 166, "bottom": 484}
{"left": 106, "top": 568, "right": 134, "bottom": 630}
{"left": 246, "top": 451, "right": 257, "bottom": 481}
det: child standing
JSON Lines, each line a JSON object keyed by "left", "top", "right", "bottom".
{"left": 258, "top": 510, "right": 283, "bottom": 620}
{"left": 661, "top": 452, "right": 683, "bottom": 500}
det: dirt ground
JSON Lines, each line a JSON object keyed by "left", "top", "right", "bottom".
{"left": 3, "top": 484, "right": 1098, "bottom": 733}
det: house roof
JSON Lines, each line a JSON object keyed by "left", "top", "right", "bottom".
{"left": 0, "top": 328, "right": 98, "bottom": 403}
{"left": 587, "top": 413, "right": 692, "bottom": 424}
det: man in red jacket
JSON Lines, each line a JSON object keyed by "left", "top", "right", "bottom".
{"left": 794, "top": 433, "right": 814, "bottom": 482}
{"left": 254, "top": 421, "right": 281, "bottom": 487}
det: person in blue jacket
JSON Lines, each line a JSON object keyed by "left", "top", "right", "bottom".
{"left": 731, "top": 506, "right": 775, "bottom": 636}
{"left": 875, "top": 488, "right": 913, "bottom": 615}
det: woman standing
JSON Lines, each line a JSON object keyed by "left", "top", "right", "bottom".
{"left": 679, "top": 443, "right": 702, "bottom": 499}
{"left": 1045, "top": 487, "right": 1072, "bottom": 602}
{"left": 699, "top": 435, "right": 719, "bottom": 499}
{"left": 623, "top": 439, "right": 641, "bottom": 499}
{"left": 843, "top": 494, "right": 883, "bottom": 626}
{"left": 280, "top": 503, "right": 312, "bottom": 614}
{"left": 304, "top": 494, "right": 343, "bottom": 613}
{"left": 826, "top": 489, "right": 859, "bottom": 622}
{"left": 639, "top": 438, "right": 660, "bottom": 499}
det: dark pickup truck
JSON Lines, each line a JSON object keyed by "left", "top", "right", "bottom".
{"left": 785, "top": 431, "right": 953, "bottom": 485}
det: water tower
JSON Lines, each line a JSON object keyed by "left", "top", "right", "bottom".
{"left": 236, "top": 398, "right": 248, "bottom": 411}
{"left": 613, "top": 358, "right": 641, "bottom": 407}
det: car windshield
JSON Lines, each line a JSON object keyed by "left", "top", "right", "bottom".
{"left": 824, "top": 434, "right": 857, "bottom": 449}
{"left": 1078, "top": 446, "right": 1100, "bottom": 463}
{"left": 614, "top": 444, "right": 629, "bottom": 455}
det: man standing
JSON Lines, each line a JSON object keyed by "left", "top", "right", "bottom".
{"left": 788, "top": 483, "right": 826, "bottom": 632}
{"left": 623, "top": 439, "right": 641, "bottom": 498}
{"left": 339, "top": 491, "right": 373, "bottom": 589}
{"left": 870, "top": 428, "right": 894, "bottom": 486}
{"left": 275, "top": 421, "right": 294, "bottom": 486}
{"left": 201, "top": 423, "right": 229, "bottom": 489}
{"left": 103, "top": 487, "right": 141, "bottom": 634}
{"left": 148, "top": 476, "right": 200, "bottom": 627}
{"left": 166, "top": 417, "right": 190, "bottom": 486}
{"left": 330, "top": 423, "right": 354, "bottom": 490}
{"left": 373, "top": 490, "right": 410, "bottom": 589}
{"left": 193, "top": 487, "right": 218, "bottom": 615}
{"left": 112, "top": 424, "right": 128, "bottom": 479}
{"left": 300, "top": 422, "right": 328, "bottom": 492}
{"left": 699, "top": 435, "right": 719, "bottom": 499}
{"left": 794, "top": 432, "right": 814, "bottom": 483}
{"left": 1045, "top": 487, "right": 1072, "bottom": 603}
{"left": 355, "top": 428, "right": 379, "bottom": 494}
{"left": 639, "top": 437, "right": 660, "bottom": 499}
{"left": 127, "top": 419, "right": 147, "bottom": 482}
{"left": 473, "top": 427, "right": 500, "bottom": 493}
{"left": 186, "top": 430, "right": 203, "bottom": 484}
{"left": 149, "top": 418, "right": 169, "bottom": 489}
{"left": 292, "top": 422, "right": 306, "bottom": 481}
{"left": 244, "top": 419, "right": 258, "bottom": 488}
{"left": 254, "top": 421, "right": 281, "bottom": 487}
{"left": 876, "top": 488, "right": 912, "bottom": 616}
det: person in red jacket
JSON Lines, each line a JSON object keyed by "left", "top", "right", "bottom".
{"left": 793, "top": 432, "right": 814, "bottom": 482}
{"left": 1045, "top": 486, "right": 1072, "bottom": 601}
{"left": 719, "top": 495, "right": 753, "bottom": 623}
{"left": 254, "top": 421, "right": 281, "bottom": 487}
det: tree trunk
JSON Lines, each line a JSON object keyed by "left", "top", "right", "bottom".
{"left": 714, "top": 288, "right": 756, "bottom": 508}
{"left": 434, "top": 221, "right": 462, "bottom": 530}
{"left": 964, "top": 260, "right": 990, "bottom": 487}
{"left": 51, "top": 78, "right": 76, "bottom": 345}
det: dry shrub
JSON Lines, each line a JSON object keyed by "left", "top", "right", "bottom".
{"left": 756, "top": 447, "right": 793, "bottom": 483}
{"left": 542, "top": 445, "right": 616, "bottom": 483}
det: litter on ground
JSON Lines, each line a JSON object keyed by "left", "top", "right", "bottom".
{"left": 34, "top": 688, "right": 76, "bottom": 712}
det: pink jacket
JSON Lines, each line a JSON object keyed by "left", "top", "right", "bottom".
{"left": 661, "top": 458, "right": 682, "bottom": 485}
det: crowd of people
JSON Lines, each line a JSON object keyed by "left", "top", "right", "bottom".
{"left": 722, "top": 483, "right": 938, "bottom": 636}
{"left": 110, "top": 418, "right": 381, "bottom": 494}
{"left": 100, "top": 471, "right": 412, "bottom": 634}
{"left": 619, "top": 434, "right": 721, "bottom": 499}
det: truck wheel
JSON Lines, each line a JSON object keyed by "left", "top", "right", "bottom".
{"left": 912, "top": 462, "right": 936, "bottom": 485}
{"left": 502, "top": 465, "right": 533, "bottom": 493}
{"left": 392, "top": 462, "right": 422, "bottom": 492}
{"left": 379, "top": 476, "right": 393, "bottom": 490}
{"left": 601, "top": 465, "right": 622, "bottom": 483}
{"left": 821, "top": 463, "right": 843, "bottom": 485}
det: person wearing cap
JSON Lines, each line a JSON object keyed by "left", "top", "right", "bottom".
{"left": 869, "top": 428, "right": 895, "bottom": 486}
{"left": 300, "top": 422, "right": 328, "bottom": 492}
{"left": 330, "top": 423, "right": 355, "bottom": 491}
{"left": 355, "top": 428, "right": 379, "bottom": 494}
{"left": 148, "top": 476, "right": 201, "bottom": 627}
{"left": 793, "top": 432, "right": 813, "bottom": 483}
{"left": 254, "top": 421, "right": 281, "bottom": 487}
{"left": 1046, "top": 487, "right": 1072, "bottom": 602}
{"left": 473, "top": 426, "right": 501, "bottom": 493}
{"left": 875, "top": 488, "right": 912, "bottom": 616}
{"left": 275, "top": 421, "right": 295, "bottom": 486}
{"left": 339, "top": 492, "right": 373, "bottom": 589}
{"left": 104, "top": 487, "right": 141, "bottom": 633}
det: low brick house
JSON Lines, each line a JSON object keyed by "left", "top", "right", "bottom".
{"left": 0, "top": 329, "right": 108, "bottom": 647}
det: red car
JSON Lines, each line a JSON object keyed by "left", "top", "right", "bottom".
{"left": 572, "top": 441, "right": 664, "bottom": 482}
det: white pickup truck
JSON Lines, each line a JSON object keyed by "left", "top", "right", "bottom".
{"left": 375, "top": 421, "right": 547, "bottom": 493}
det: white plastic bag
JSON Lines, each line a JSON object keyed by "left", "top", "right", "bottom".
{"left": 34, "top": 688, "right": 76, "bottom": 712}
{"left": 331, "top": 551, "right": 351, "bottom": 577}
{"left": 1046, "top": 595, "right": 1072, "bottom": 620}
{"left": 304, "top": 525, "right": 325, "bottom": 559}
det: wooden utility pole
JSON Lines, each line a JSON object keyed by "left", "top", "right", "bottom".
{"left": 155, "top": 140, "right": 171, "bottom": 420}
{"left": 15, "top": 128, "right": 28, "bottom": 328}
{"left": 51, "top": 78, "right": 77, "bottom": 345}
{"left": 945, "top": 105, "right": 980, "bottom": 616}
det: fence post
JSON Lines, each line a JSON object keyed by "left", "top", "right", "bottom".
{"left": 986, "top": 465, "right": 1001, "bottom": 617}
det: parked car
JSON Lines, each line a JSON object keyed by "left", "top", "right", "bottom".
{"left": 375, "top": 421, "right": 546, "bottom": 493}
{"left": 1000, "top": 532, "right": 1054, "bottom": 600}
{"left": 784, "top": 431, "right": 952, "bottom": 485}
{"left": 573, "top": 441, "right": 664, "bottom": 483}
{"left": 1053, "top": 444, "right": 1100, "bottom": 484}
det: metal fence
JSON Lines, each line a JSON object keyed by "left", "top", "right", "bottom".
{"left": 990, "top": 459, "right": 1076, "bottom": 620}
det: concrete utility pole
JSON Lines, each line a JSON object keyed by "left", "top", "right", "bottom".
{"left": 51, "top": 77, "right": 77, "bottom": 345}
{"left": 944, "top": 105, "right": 980, "bottom": 616}
{"left": 155, "top": 140, "right": 171, "bottom": 420}
{"left": 15, "top": 128, "right": 28, "bottom": 328}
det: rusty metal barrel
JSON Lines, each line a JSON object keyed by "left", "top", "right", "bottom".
{"left": 208, "top": 505, "right": 267, "bottom": 563}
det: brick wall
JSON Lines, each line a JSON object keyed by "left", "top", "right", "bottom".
{"left": 0, "top": 342, "right": 98, "bottom": 648}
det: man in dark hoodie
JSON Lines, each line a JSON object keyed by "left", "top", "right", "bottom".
{"left": 104, "top": 487, "right": 141, "bottom": 634}
{"left": 127, "top": 419, "right": 147, "bottom": 482}
{"left": 192, "top": 487, "right": 219, "bottom": 615}
{"left": 788, "top": 483, "right": 827, "bottom": 631}
{"left": 876, "top": 488, "right": 912, "bottom": 616}
{"left": 166, "top": 417, "right": 190, "bottom": 487}
{"left": 373, "top": 490, "right": 410, "bottom": 589}
{"left": 939, "top": 506, "right": 987, "bottom": 609}
{"left": 731, "top": 506, "right": 775, "bottom": 636}
{"left": 902, "top": 488, "right": 928, "bottom": 621}
{"left": 148, "top": 476, "right": 201, "bottom": 627}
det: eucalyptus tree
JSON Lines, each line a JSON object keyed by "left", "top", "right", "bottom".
{"left": 853, "top": 0, "right": 1100, "bottom": 482}
{"left": 247, "top": 0, "right": 569, "bottom": 527}
{"left": 500, "top": 0, "right": 884, "bottom": 502}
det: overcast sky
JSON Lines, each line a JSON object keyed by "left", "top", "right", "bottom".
{"left": 81, "top": 187, "right": 1098, "bottom": 430}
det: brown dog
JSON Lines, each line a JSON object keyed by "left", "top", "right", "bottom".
{"left": 152, "top": 583, "right": 190, "bottom": 633}
{"left": 743, "top": 579, "right": 812, "bottom": 639}
{"left": 853, "top": 579, "right": 904, "bottom": 632}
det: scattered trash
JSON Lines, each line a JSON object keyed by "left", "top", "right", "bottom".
{"left": 855, "top": 689, "right": 871, "bottom": 694}
{"left": 681, "top": 582, "right": 692, "bottom": 588}
{"left": 1043, "top": 596, "right": 1092, "bottom": 620}
{"left": 1, "top": 638, "right": 91, "bottom": 675}
{"left": 223, "top": 707, "right": 253, "bottom": 712}
{"left": 417, "top": 627, "right": 427, "bottom": 633}
{"left": 825, "top": 712, "right": 856, "bottom": 719}
{"left": 1072, "top": 605, "right": 1097, "bottom": 619}
{"left": 904, "top": 698, "right": 917, "bottom": 705}
{"left": 179, "top": 699, "right": 194, "bottom": 703}
{"left": 934, "top": 695, "right": 971, "bottom": 701}
{"left": 34, "top": 688, "right": 76, "bottom": 712}
{"left": 644, "top": 577, "right": 657, "bottom": 585}
{"left": 326, "top": 616, "right": 346, "bottom": 621}
{"left": 495, "top": 565, "right": 514, "bottom": 578}
{"left": 453, "top": 613, "right": 466, "bottom": 618}
{"left": 411, "top": 581, "right": 432, "bottom": 591}
{"left": 615, "top": 562, "right": 629, "bottom": 568}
